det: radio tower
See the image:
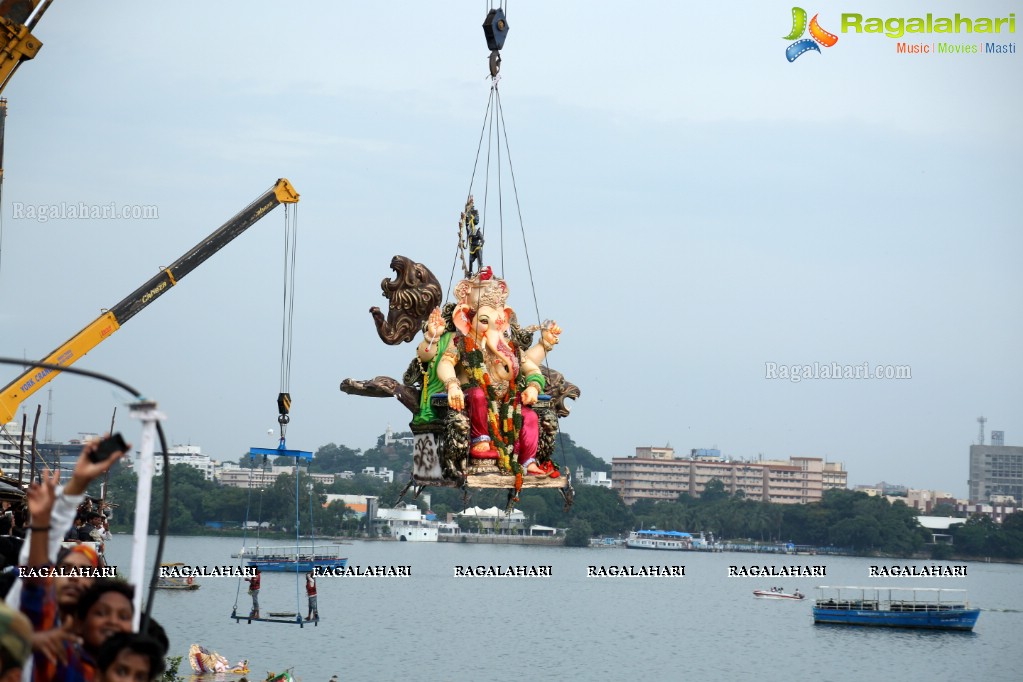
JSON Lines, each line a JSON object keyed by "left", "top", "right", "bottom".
{"left": 44, "top": 389, "right": 54, "bottom": 442}
{"left": 977, "top": 416, "right": 987, "bottom": 446}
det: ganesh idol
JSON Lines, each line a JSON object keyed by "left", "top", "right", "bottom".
{"left": 415, "top": 266, "right": 561, "bottom": 477}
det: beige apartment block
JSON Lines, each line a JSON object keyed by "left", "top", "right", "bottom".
{"left": 612, "top": 447, "right": 845, "bottom": 505}
{"left": 218, "top": 465, "right": 335, "bottom": 489}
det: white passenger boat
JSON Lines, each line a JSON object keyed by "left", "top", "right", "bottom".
{"left": 231, "top": 544, "right": 348, "bottom": 572}
{"left": 753, "top": 588, "right": 804, "bottom": 600}
{"left": 626, "top": 530, "right": 710, "bottom": 550}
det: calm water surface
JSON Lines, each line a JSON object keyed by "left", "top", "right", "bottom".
{"left": 106, "top": 536, "right": 1023, "bottom": 681}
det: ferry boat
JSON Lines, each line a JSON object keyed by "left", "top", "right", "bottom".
{"left": 812, "top": 586, "right": 980, "bottom": 631}
{"left": 375, "top": 503, "right": 440, "bottom": 542}
{"left": 232, "top": 544, "right": 348, "bottom": 572}
{"left": 626, "top": 530, "right": 711, "bottom": 551}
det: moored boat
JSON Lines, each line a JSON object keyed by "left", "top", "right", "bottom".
{"left": 232, "top": 544, "right": 347, "bottom": 572}
{"left": 754, "top": 588, "right": 804, "bottom": 600}
{"left": 156, "top": 563, "right": 200, "bottom": 590}
{"left": 812, "top": 586, "right": 980, "bottom": 631}
{"left": 626, "top": 530, "right": 712, "bottom": 551}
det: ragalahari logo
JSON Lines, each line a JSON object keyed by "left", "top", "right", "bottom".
{"left": 784, "top": 7, "right": 839, "bottom": 61}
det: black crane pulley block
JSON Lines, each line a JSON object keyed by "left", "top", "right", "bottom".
{"left": 483, "top": 8, "right": 509, "bottom": 51}
{"left": 277, "top": 392, "right": 291, "bottom": 424}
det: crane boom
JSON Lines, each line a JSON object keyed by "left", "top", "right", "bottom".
{"left": 0, "top": 0, "right": 51, "bottom": 95}
{"left": 0, "top": 178, "right": 299, "bottom": 423}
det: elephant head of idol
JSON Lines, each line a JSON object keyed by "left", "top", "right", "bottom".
{"left": 452, "top": 267, "right": 519, "bottom": 382}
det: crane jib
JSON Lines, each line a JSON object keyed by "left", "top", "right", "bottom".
{"left": 109, "top": 194, "right": 280, "bottom": 325}
{"left": 0, "top": 179, "right": 298, "bottom": 424}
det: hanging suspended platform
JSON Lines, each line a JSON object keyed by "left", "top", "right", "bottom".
{"left": 230, "top": 609, "right": 319, "bottom": 627}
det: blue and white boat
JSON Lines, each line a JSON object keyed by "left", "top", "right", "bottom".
{"left": 625, "top": 530, "right": 712, "bottom": 551}
{"left": 812, "top": 587, "right": 980, "bottom": 631}
{"left": 233, "top": 544, "right": 348, "bottom": 572}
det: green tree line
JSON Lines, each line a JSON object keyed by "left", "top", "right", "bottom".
{"left": 935, "top": 512, "right": 1023, "bottom": 560}
{"left": 103, "top": 435, "right": 1023, "bottom": 560}
{"left": 106, "top": 462, "right": 354, "bottom": 536}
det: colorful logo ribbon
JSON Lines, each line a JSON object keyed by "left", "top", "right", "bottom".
{"left": 784, "top": 7, "right": 838, "bottom": 62}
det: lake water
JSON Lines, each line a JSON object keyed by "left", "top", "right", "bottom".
{"left": 106, "top": 535, "right": 1023, "bottom": 681}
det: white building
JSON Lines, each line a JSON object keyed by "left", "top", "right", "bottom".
{"left": 217, "top": 463, "right": 335, "bottom": 488}
{"left": 0, "top": 421, "right": 33, "bottom": 478}
{"left": 139, "top": 445, "right": 216, "bottom": 481}
{"left": 382, "top": 424, "right": 414, "bottom": 448}
{"left": 456, "top": 506, "right": 527, "bottom": 532}
{"left": 361, "top": 466, "right": 394, "bottom": 483}
{"left": 374, "top": 503, "right": 439, "bottom": 541}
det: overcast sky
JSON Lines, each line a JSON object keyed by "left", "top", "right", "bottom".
{"left": 0, "top": 1, "right": 1019, "bottom": 498}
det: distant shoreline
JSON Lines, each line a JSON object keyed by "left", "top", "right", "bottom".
{"left": 110, "top": 528, "right": 1023, "bottom": 564}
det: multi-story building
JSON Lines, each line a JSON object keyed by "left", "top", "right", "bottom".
{"left": 5, "top": 426, "right": 133, "bottom": 480}
{"left": 955, "top": 500, "right": 1022, "bottom": 524}
{"left": 968, "top": 440, "right": 1023, "bottom": 504}
{"left": 576, "top": 472, "right": 613, "bottom": 488}
{"left": 635, "top": 446, "right": 675, "bottom": 460}
{"left": 822, "top": 462, "right": 849, "bottom": 491}
{"left": 0, "top": 421, "right": 35, "bottom": 480}
{"left": 611, "top": 446, "right": 846, "bottom": 505}
{"left": 880, "top": 489, "right": 957, "bottom": 513}
{"left": 140, "top": 445, "right": 216, "bottom": 481}
{"left": 361, "top": 466, "right": 394, "bottom": 483}
{"left": 218, "top": 464, "right": 335, "bottom": 489}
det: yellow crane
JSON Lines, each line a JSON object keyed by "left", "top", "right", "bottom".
{"left": 0, "top": 0, "right": 50, "bottom": 94}
{"left": 0, "top": 178, "right": 299, "bottom": 423}
{"left": 1, "top": 1, "right": 55, "bottom": 262}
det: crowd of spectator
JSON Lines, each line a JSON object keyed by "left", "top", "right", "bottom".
{"left": 0, "top": 436, "right": 168, "bottom": 681}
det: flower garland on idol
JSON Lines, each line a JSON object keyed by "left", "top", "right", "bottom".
{"left": 458, "top": 334, "right": 524, "bottom": 477}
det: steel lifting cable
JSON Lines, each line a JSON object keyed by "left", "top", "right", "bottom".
{"left": 282, "top": 201, "right": 306, "bottom": 619}
{"left": 255, "top": 457, "right": 266, "bottom": 546}
{"left": 494, "top": 85, "right": 505, "bottom": 277}
{"left": 280, "top": 202, "right": 308, "bottom": 622}
{"left": 307, "top": 473, "right": 317, "bottom": 562}
{"left": 278, "top": 204, "right": 299, "bottom": 438}
{"left": 293, "top": 454, "right": 302, "bottom": 618}
{"left": 233, "top": 458, "right": 259, "bottom": 612}
{"left": 450, "top": 73, "right": 501, "bottom": 288}
{"left": 468, "top": 4, "right": 576, "bottom": 484}
{"left": 448, "top": 87, "right": 496, "bottom": 300}
{"left": 462, "top": 5, "right": 550, "bottom": 363}
{"left": 494, "top": 87, "right": 543, "bottom": 336}
{"left": 232, "top": 203, "right": 307, "bottom": 623}
{"left": 493, "top": 86, "right": 575, "bottom": 482}
{"left": 486, "top": 2, "right": 509, "bottom": 20}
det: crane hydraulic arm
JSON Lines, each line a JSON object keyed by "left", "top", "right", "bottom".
{"left": 0, "top": 0, "right": 51, "bottom": 94}
{"left": 0, "top": 178, "right": 299, "bottom": 424}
